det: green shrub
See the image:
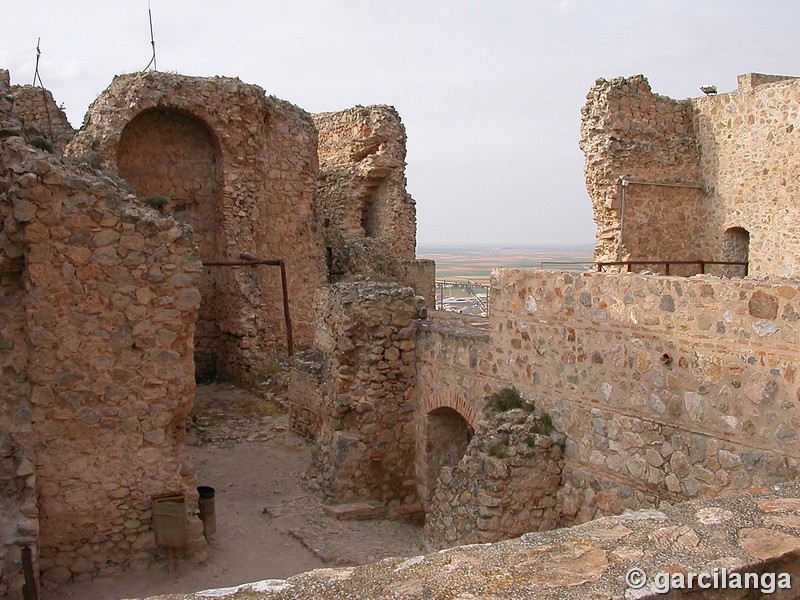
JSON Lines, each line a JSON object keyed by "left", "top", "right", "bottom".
{"left": 484, "top": 386, "right": 533, "bottom": 414}
{"left": 142, "top": 196, "right": 168, "bottom": 209}
{"left": 29, "top": 138, "right": 54, "bottom": 153}
{"left": 487, "top": 439, "right": 507, "bottom": 458}
{"left": 532, "top": 413, "right": 554, "bottom": 435}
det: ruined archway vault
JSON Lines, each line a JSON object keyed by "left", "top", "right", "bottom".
{"left": 67, "top": 71, "right": 328, "bottom": 387}
{"left": 117, "top": 107, "right": 223, "bottom": 379}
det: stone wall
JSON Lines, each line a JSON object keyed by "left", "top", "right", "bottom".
{"left": 692, "top": 74, "right": 800, "bottom": 278}
{"left": 582, "top": 73, "right": 800, "bottom": 278}
{"left": 580, "top": 75, "right": 703, "bottom": 271}
{"left": 490, "top": 269, "right": 799, "bottom": 523}
{"left": 303, "top": 282, "right": 420, "bottom": 506}
{"left": 0, "top": 83, "right": 206, "bottom": 589}
{"left": 0, "top": 68, "right": 36, "bottom": 599}
{"left": 415, "top": 269, "right": 800, "bottom": 530}
{"left": 314, "top": 106, "right": 416, "bottom": 260}
{"left": 0, "top": 258, "right": 34, "bottom": 598}
{"left": 10, "top": 82, "right": 75, "bottom": 154}
{"left": 67, "top": 72, "right": 327, "bottom": 387}
{"left": 414, "top": 315, "right": 495, "bottom": 508}
{"left": 287, "top": 348, "right": 326, "bottom": 441}
{"left": 425, "top": 409, "right": 564, "bottom": 548}
{"left": 314, "top": 107, "right": 434, "bottom": 306}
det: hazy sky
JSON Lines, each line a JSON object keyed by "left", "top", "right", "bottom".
{"left": 3, "top": 1, "right": 798, "bottom": 246}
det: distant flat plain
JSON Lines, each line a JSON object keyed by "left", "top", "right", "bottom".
{"left": 417, "top": 243, "right": 595, "bottom": 281}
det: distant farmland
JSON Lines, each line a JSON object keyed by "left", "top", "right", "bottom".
{"left": 417, "top": 244, "right": 595, "bottom": 281}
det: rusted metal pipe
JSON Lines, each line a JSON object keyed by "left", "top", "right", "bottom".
{"left": 22, "top": 546, "right": 38, "bottom": 600}
{"left": 621, "top": 178, "right": 705, "bottom": 191}
{"left": 278, "top": 260, "right": 294, "bottom": 356}
{"left": 200, "top": 258, "right": 293, "bottom": 356}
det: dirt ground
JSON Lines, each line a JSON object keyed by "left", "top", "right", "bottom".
{"left": 43, "top": 383, "right": 424, "bottom": 600}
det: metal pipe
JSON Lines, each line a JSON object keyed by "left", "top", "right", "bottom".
{"left": 621, "top": 178, "right": 705, "bottom": 191}
{"left": 278, "top": 260, "right": 294, "bottom": 355}
{"left": 202, "top": 259, "right": 284, "bottom": 267}
{"left": 618, "top": 179, "right": 627, "bottom": 262}
{"left": 201, "top": 258, "right": 293, "bottom": 356}
{"left": 22, "top": 546, "right": 39, "bottom": 600}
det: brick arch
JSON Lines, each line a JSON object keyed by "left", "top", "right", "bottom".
{"left": 418, "top": 391, "right": 481, "bottom": 429}
{"left": 415, "top": 391, "right": 481, "bottom": 509}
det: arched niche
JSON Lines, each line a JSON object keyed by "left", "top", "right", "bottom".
{"left": 117, "top": 108, "right": 223, "bottom": 380}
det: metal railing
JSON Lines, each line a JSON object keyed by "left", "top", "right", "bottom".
{"left": 540, "top": 260, "right": 749, "bottom": 276}
{"left": 435, "top": 279, "right": 490, "bottom": 316}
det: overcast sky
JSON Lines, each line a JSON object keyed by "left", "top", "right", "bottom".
{"left": 3, "top": 1, "right": 798, "bottom": 247}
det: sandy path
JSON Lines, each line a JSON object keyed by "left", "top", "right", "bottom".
{"left": 43, "top": 383, "right": 424, "bottom": 600}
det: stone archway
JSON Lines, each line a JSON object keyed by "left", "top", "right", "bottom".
{"left": 423, "top": 407, "right": 473, "bottom": 499}
{"left": 415, "top": 392, "right": 479, "bottom": 509}
{"left": 117, "top": 108, "right": 223, "bottom": 380}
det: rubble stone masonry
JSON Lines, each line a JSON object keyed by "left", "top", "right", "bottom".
{"left": 493, "top": 269, "right": 800, "bottom": 522}
{"left": 314, "top": 107, "right": 435, "bottom": 306}
{"left": 415, "top": 268, "right": 799, "bottom": 531}
{"left": 67, "top": 72, "right": 327, "bottom": 386}
{"left": 1, "top": 66, "right": 206, "bottom": 592}
{"left": 693, "top": 74, "right": 800, "bottom": 277}
{"left": 305, "top": 281, "right": 420, "bottom": 506}
{"left": 581, "top": 75, "right": 702, "bottom": 270}
{"left": 314, "top": 106, "right": 416, "bottom": 261}
{"left": 424, "top": 410, "right": 564, "bottom": 548}
{"left": 10, "top": 82, "right": 75, "bottom": 154}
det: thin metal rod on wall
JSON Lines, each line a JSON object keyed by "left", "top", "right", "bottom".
{"left": 621, "top": 179, "right": 705, "bottom": 191}
{"left": 201, "top": 258, "right": 294, "bottom": 356}
{"left": 143, "top": 1, "right": 158, "bottom": 71}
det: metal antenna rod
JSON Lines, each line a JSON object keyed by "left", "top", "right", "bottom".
{"left": 149, "top": 1, "right": 157, "bottom": 70}
{"left": 144, "top": 1, "right": 157, "bottom": 71}
{"left": 32, "top": 38, "right": 42, "bottom": 86}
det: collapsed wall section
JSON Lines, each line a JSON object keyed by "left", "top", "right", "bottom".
{"left": 581, "top": 76, "right": 703, "bottom": 271}
{"left": 424, "top": 409, "right": 564, "bottom": 548}
{"left": 67, "top": 72, "right": 327, "bottom": 387}
{"left": 1, "top": 84, "right": 206, "bottom": 587}
{"left": 489, "top": 269, "right": 800, "bottom": 523}
{"left": 10, "top": 82, "right": 75, "bottom": 154}
{"left": 314, "top": 106, "right": 416, "bottom": 259}
{"left": 314, "top": 107, "right": 434, "bottom": 306}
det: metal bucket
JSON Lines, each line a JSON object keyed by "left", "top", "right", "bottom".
{"left": 152, "top": 493, "right": 188, "bottom": 549}
{"left": 197, "top": 486, "right": 216, "bottom": 537}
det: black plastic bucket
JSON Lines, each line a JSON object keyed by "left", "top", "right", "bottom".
{"left": 197, "top": 486, "right": 216, "bottom": 537}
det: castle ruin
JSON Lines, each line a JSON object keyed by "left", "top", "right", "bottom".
{"left": 1, "top": 68, "right": 799, "bottom": 599}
